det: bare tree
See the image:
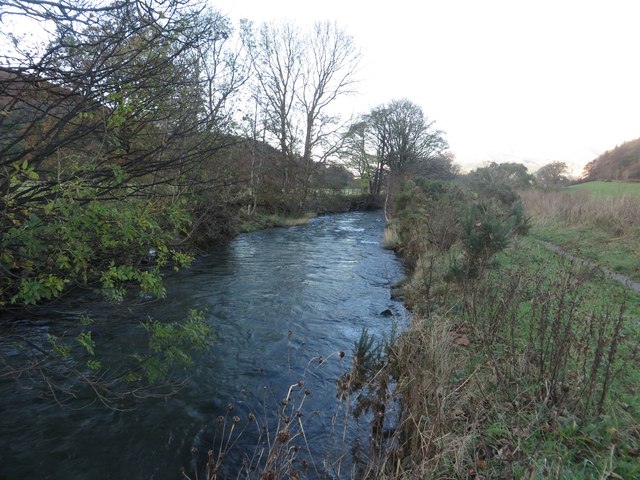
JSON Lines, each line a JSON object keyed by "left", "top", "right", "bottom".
{"left": 0, "top": 0, "right": 251, "bottom": 199}
{"left": 245, "top": 20, "right": 360, "bottom": 208}
{"left": 244, "top": 21, "right": 302, "bottom": 161}
{"left": 299, "top": 22, "right": 360, "bottom": 188}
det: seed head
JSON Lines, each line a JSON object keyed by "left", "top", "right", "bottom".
{"left": 276, "top": 429, "right": 291, "bottom": 443}
{"left": 262, "top": 469, "right": 275, "bottom": 480}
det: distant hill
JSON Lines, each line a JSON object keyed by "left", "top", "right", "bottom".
{"left": 583, "top": 137, "right": 640, "bottom": 181}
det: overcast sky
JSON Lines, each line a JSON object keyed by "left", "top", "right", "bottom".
{"left": 212, "top": 0, "right": 640, "bottom": 176}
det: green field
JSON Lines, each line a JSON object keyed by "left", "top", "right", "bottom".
{"left": 521, "top": 183, "right": 640, "bottom": 282}
{"left": 568, "top": 180, "right": 640, "bottom": 197}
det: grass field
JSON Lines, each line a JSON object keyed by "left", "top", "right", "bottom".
{"left": 470, "top": 237, "right": 640, "bottom": 478}
{"left": 568, "top": 180, "right": 640, "bottom": 197}
{"left": 521, "top": 182, "right": 640, "bottom": 282}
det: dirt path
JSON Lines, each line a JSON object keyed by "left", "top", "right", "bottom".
{"left": 540, "top": 241, "right": 640, "bottom": 295}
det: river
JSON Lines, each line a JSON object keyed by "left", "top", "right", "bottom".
{"left": 0, "top": 210, "right": 407, "bottom": 479}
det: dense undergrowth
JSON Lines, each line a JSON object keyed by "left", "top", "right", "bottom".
{"left": 343, "top": 178, "right": 640, "bottom": 478}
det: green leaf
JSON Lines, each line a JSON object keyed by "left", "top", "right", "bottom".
{"left": 86, "top": 359, "right": 102, "bottom": 371}
{"left": 76, "top": 331, "right": 95, "bottom": 356}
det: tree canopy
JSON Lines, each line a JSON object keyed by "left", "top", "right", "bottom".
{"left": 343, "top": 99, "right": 451, "bottom": 197}
{"left": 536, "top": 161, "right": 569, "bottom": 186}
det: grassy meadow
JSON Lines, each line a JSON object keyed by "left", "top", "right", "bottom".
{"left": 520, "top": 182, "right": 640, "bottom": 282}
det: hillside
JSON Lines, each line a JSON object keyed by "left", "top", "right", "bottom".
{"left": 582, "top": 137, "right": 640, "bottom": 181}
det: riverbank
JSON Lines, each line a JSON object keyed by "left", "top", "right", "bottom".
{"left": 363, "top": 179, "right": 640, "bottom": 478}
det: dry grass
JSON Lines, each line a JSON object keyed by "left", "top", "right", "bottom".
{"left": 266, "top": 213, "right": 316, "bottom": 228}
{"left": 382, "top": 224, "right": 401, "bottom": 250}
{"left": 520, "top": 189, "right": 640, "bottom": 237}
{"left": 391, "top": 315, "right": 479, "bottom": 478}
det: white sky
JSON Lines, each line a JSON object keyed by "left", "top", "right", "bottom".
{"left": 211, "top": 0, "right": 640, "bottom": 176}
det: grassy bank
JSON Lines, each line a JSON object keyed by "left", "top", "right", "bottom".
{"left": 520, "top": 183, "right": 640, "bottom": 282}
{"left": 353, "top": 179, "right": 640, "bottom": 478}
{"left": 401, "top": 238, "right": 639, "bottom": 478}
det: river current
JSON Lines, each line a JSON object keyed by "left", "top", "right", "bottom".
{"left": 0, "top": 210, "right": 407, "bottom": 479}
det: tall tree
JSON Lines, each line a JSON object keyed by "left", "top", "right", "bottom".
{"left": 344, "top": 99, "right": 449, "bottom": 208}
{"left": 299, "top": 22, "right": 360, "bottom": 191}
{"left": 382, "top": 99, "right": 448, "bottom": 175}
{"left": 245, "top": 20, "right": 360, "bottom": 208}
{"left": 245, "top": 21, "right": 302, "bottom": 161}
{"left": 342, "top": 120, "right": 383, "bottom": 195}
{"left": 536, "top": 161, "right": 569, "bottom": 186}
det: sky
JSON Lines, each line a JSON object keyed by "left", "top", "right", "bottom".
{"left": 210, "top": 0, "right": 640, "bottom": 176}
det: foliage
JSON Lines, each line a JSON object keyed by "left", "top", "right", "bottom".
{"left": 392, "top": 178, "right": 528, "bottom": 278}
{"left": 535, "top": 160, "right": 569, "bottom": 185}
{"left": 0, "top": 0, "right": 238, "bottom": 402}
{"left": 135, "top": 309, "right": 215, "bottom": 383}
{"left": 1, "top": 173, "right": 192, "bottom": 306}
{"left": 583, "top": 136, "right": 640, "bottom": 181}
{"left": 393, "top": 178, "right": 468, "bottom": 257}
{"left": 466, "top": 161, "right": 535, "bottom": 203}
{"left": 0, "top": 161, "right": 203, "bottom": 403}
{"left": 448, "top": 201, "right": 513, "bottom": 279}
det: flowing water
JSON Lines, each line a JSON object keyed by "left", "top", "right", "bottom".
{"left": 0, "top": 211, "right": 407, "bottom": 479}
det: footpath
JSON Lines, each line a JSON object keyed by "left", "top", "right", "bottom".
{"left": 541, "top": 241, "right": 640, "bottom": 295}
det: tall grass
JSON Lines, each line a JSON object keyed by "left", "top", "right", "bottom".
{"left": 520, "top": 189, "right": 640, "bottom": 237}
